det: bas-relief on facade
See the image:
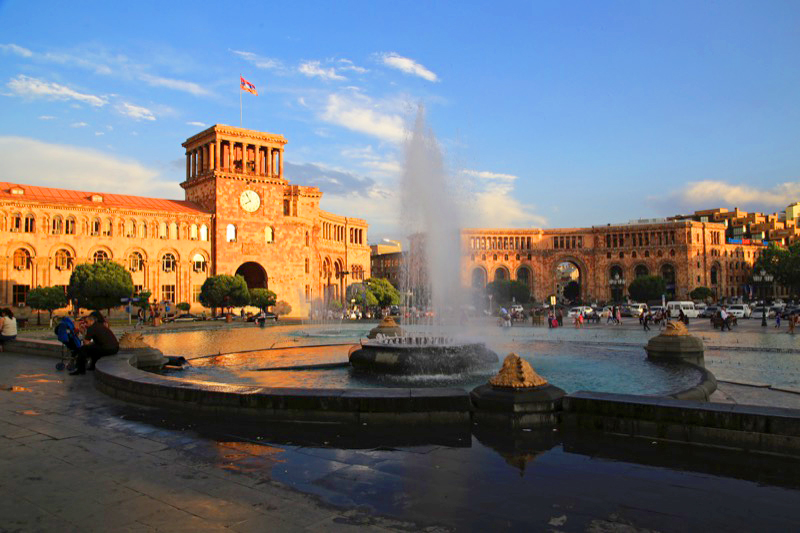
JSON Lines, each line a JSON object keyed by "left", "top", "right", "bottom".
{"left": 0, "top": 125, "right": 370, "bottom": 314}
{"left": 462, "top": 220, "right": 766, "bottom": 302}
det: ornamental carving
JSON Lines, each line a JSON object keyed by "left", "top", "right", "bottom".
{"left": 118, "top": 332, "right": 152, "bottom": 350}
{"left": 661, "top": 320, "right": 690, "bottom": 336}
{"left": 489, "top": 353, "right": 548, "bottom": 389}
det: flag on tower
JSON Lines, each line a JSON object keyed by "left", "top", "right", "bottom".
{"left": 240, "top": 76, "right": 258, "bottom": 95}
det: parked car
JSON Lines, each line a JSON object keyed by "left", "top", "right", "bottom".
{"left": 247, "top": 312, "right": 279, "bottom": 322}
{"left": 168, "top": 313, "right": 201, "bottom": 322}
{"left": 628, "top": 303, "right": 648, "bottom": 317}
{"left": 727, "top": 304, "right": 752, "bottom": 319}
{"left": 750, "top": 306, "right": 772, "bottom": 318}
{"left": 699, "top": 305, "right": 718, "bottom": 319}
{"left": 667, "top": 301, "right": 699, "bottom": 318}
{"left": 567, "top": 306, "right": 594, "bottom": 318}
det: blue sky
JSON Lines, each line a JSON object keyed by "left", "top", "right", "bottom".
{"left": 1, "top": 0, "right": 799, "bottom": 241}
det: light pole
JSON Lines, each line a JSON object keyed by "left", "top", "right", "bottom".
{"left": 609, "top": 274, "right": 625, "bottom": 303}
{"left": 752, "top": 269, "right": 773, "bottom": 327}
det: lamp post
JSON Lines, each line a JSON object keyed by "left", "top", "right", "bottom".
{"left": 609, "top": 274, "right": 625, "bottom": 303}
{"left": 752, "top": 269, "right": 773, "bottom": 327}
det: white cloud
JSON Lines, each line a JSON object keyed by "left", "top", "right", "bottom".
{"left": 139, "top": 74, "right": 211, "bottom": 97}
{"left": 341, "top": 145, "right": 402, "bottom": 177}
{"left": 379, "top": 52, "right": 439, "bottom": 82}
{"left": 38, "top": 115, "right": 56, "bottom": 120}
{"left": 0, "top": 136, "right": 182, "bottom": 199}
{"left": 6, "top": 75, "right": 107, "bottom": 107}
{"left": 337, "top": 58, "right": 367, "bottom": 74}
{"left": 186, "top": 121, "right": 206, "bottom": 127}
{"left": 672, "top": 180, "right": 800, "bottom": 209}
{"left": 299, "top": 60, "right": 346, "bottom": 81}
{"left": 231, "top": 50, "right": 283, "bottom": 70}
{"left": 0, "top": 43, "right": 33, "bottom": 57}
{"left": 71, "top": 122, "right": 88, "bottom": 128}
{"left": 118, "top": 102, "right": 156, "bottom": 121}
{"left": 461, "top": 169, "right": 518, "bottom": 182}
{"left": 321, "top": 93, "right": 406, "bottom": 142}
{"left": 460, "top": 169, "right": 546, "bottom": 228}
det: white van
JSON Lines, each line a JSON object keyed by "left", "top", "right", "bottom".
{"left": 666, "top": 301, "right": 699, "bottom": 318}
{"left": 628, "top": 303, "right": 648, "bottom": 317}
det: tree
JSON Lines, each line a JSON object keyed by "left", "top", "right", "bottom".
{"left": 176, "top": 302, "right": 191, "bottom": 312}
{"left": 199, "top": 275, "right": 250, "bottom": 314}
{"left": 68, "top": 261, "right": 134, "bottom": 313}
{"left": 628, "top": 276, "right": 666, "bottom": 302}
{"left": 274, "top": 300, "right": 292, "bottom": 316}
{"left": 562, "top": 281, "right": 580, "bottom": 303}
{"left": 26, "top": 286, "right": 68, "bottom": 325}
{"left": 132, "top": 290, "right": 152, "bottom": 311}
{"left": 753, "top": 242, "right": 800, "bottom": 297}
{"left": 364, "top": 278, "right": 401, "bottom": 307}
{"left": 346, "top": 283, "right": 378, "bottom": 307}
{"left": 249, "top": 288, "right": 277, "bottom": 310}
{"left": 689, "top": 286, "right": 714, "bottom": 302}
{"left": 486, "top": 280, "right": 531, "bottom": 305}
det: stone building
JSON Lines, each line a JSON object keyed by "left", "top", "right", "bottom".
{"left": 462, "top": 218, "right": 768, "bottom": 303}
{"left": 0, "top": 125, "right": 370, "bottom": 315}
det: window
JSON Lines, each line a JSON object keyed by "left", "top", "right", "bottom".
{"left": 283, "top": 199, "right": 290, "bottom": 216}
{"left": 10, "top": 213, "right": 21, "bottom": 232}
{"left": 129, "top": 252, "right": 144, "bottom": 272}
{"left": 91, "top": 218, "right": 101, "bottom": 236}
{"left": 192, "top": 284, "right": 202, "bottom": 303}
{"left": 190, "top": 224, "right": 198, "bottom": 240}
{"left": 102, "top": 218, "right": 113, "bottom": 236}
{"left": 162, "top": 253, "right": 176, "bottom": 272}
{"left": 12, "top": 284, "right": 29, "bottom": 306}
{"left": 305, "top": 231, "right": 310, "bottom": 246}
{"left": 126, "top": 219, "right": 136, "bottom": 238}
{"left": 134, "top": 285, "right": 143, "bottom": 295}
{"left": 305, "top": 258, "right": 309, "bottom": 274}
{"left": 52, "top": 215, "right": 63, "bottom": 235}
{"left": 158, "top": 222, "right": 167, "bottom": 239}
{"left": 265, "top": 226, "right": 274, "bottom": 243}
{"left": 13, "top": 248, "right": 31, "bottom": 270}
{"left": 23, "top": 214, "right": 35, "bottom": 233}
{"left": 226, "top": 224, "right": 236, "bottom": 242}
{"left": 55, "top": 249, "right": 73, "bottom": 271}
{"left": 65, "top": 216, "right": 76, "bottom": 235}
{"left": 169, "top": 222, "right": 178, "bottom": 240}
{"left": 192, "top": 253, "right": 206, "bottom": 273}
{"left": 199, "top": 224, "right": 208, "bottom": 241}
{"left": 305, "top": 284, "right": 310, "bottom": 302}
{"left": 139, "top": 221, "right": 147, "bottom": 238}
{"left": 161, "top": 284, "right": 175, "bottom": 304}
{"left": 93, "top": 250, "right": 109, "bottom": 263}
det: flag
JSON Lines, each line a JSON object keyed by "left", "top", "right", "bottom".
{"left": 240, "top": 76, "right": 258, "bottom": 96}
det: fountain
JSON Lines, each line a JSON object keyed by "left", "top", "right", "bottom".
{"left": 349, "top": 105, "right": 498, "bottom": 374}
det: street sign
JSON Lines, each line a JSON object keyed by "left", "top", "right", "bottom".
{"left": 549, "top": 295, "right": 556, "bottom": 306}
{"left": 120, "top": 297, "right": 129, "bottom": 303}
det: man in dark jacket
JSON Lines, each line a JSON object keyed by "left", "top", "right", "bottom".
{"left": 70, "top": 311, "right": 119, "bottom": 375}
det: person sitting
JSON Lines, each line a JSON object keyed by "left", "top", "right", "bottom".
{"left": 70, "top": 311, "right": 119, "bottom": 375}
{"left": 0, "top": 308, "right": 18, "bottom": 351}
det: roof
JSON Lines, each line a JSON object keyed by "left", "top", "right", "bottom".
{"left": 0, "top": 182, "right": 210, "bottom": 216}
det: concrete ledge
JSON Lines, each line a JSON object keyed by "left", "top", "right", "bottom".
{"left": 5, "top": 337, "right": 65, "bottom": 358}
{"left": 94, "top": 353, "right": 471, "bottom": 425}
{"left": 563, "top": 391, "right": 800, "bottom": 455}
{"left": 667, "top": 362, "right": 717, "bottom": 401}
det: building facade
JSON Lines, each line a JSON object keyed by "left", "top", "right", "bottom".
{"left": 0, "top": 125, "right": 370, "bottom": 315}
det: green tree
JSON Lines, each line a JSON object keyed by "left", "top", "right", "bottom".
{"left": 249, "top": 288, "right": 277, "bottom": 310}
{"left": 486, "top": 280, "right": 531, "bottom": 305}
{"left": 133, "top": 290, "right": 152, "bottom": 311}
{"left": 68, "top": 261, "right": 134, "bottom": 313}
{"left": 199, "top": 275, "right": 250, "bottom": 314}
{"left": 274, "top": 300, "right": 292, "bottom": 316}
{"left": 689, "top": 286, "right": 714, "bottom": 302}
{"left": 176, "top": 302, "right": 191, "bottom": 312}
{"left": 753, "top": 242, "right": 800, "bottom": 296}
{"left": 364, "top": 278, "right": 401, "bottom": 307}
{"left": 346, "top": 283, "right": 378, "bottom": 307}
{"left": 628, "top": 276, "right": 666, "bottom": 302}
{"left": 26, "top": 286, "right": 68, "bottom": 325}
{"left": 562, "top": 281, "right": 580, "bottom": 303}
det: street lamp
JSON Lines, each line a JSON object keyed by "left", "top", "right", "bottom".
{"left": 752, "top": 269, "right": 774, "bottom": 327}
{"left": 609, "top": 273, "right": 626, "bottom": 303}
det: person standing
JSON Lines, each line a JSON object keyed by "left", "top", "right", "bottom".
{"left": 643, "top": 311, "right": 651, "bottom": 331}
{"left": 615, "top": 306, "right": 622, "bottom": 325}
{"left": 720, "top": 307, "right": 730, "bottom": 331}
{"left": 0, "top": 308, "right": 18, "bottom": 351}
{"left": 70, "top": 311, "right": 119, "bottom": 375}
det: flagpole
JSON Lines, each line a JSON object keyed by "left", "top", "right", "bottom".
{"left": 239, "top": 74, "right": 243, "bottom": 128}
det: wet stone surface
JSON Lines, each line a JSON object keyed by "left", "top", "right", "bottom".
{"left": 2, "top": 352, "right": 800, "bottom": 531}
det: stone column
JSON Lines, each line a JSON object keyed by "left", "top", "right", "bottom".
{"left": 186, "top": 153, "right": 190, "bottom": 180}
{"left": 191, "top": 150, "right": 196, "bottom": 178}
{"left": 267, "top": 147, "right": 273, "bottom": 177}
{"left": 278, "top": 149, "right": 283, "bottom": 178}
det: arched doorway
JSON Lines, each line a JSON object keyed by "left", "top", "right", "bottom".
{"left": 661, "top": 263, "right": 676, "bottom": 298}
{"left": 634, "top": 264, "right": 649, "bottom": 278}
{"left": 556, "top": 261, "right": 581, "bottom": 303}
{"left": 494, "top": 266, "right": 509, "bottom": 282}
{"left": 235, "top": 262, "right": 267, "bottom": 289}
{"left": 516, "top": 266, "right": 531, "bottom": 287}
{"left": 472, "top": 267, "right": 487, "bottom": 289}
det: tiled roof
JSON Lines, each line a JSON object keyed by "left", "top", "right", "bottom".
{"left": 0, "top": 182, "right": 210, "bottom": 215}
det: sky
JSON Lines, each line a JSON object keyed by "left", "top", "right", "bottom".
{"left": 1, "top": 0, "right": 799, "bottom": 243}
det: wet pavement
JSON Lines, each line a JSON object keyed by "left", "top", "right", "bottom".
{"left": 2, "top": 352, "right": 800, "bottom": 532}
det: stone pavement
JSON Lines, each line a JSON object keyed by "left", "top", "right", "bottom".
{"left": 3, "top": 352, "right": 800, "bottom": 532}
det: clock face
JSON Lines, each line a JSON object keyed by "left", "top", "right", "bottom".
{"left": 239, "top": 190, "right": 260, "bottom": 212}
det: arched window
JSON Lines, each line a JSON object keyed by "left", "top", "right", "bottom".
{"left": 102, "top": 218, "right": 113, "bottom": 237}
{"left": 283, "top": 199, "right": 290, "bottom": 216}
{"left": 90, "top": 218, "right": 101, "bottom": 236}
{"left": 138, "top": 221, "right": 147, "bottom": 238}
{"left": 93, "top": 250, "right": 109, "bottom": 263}
{"left": 126, "top": 219, "right": 136, "bottom": 238}
{"left": 13, "top": 248, "right": 31, "bottom": 270}
{"left": 158, "top": 222, "right": 167, "bottom": 239}
{"left": 265, "top": 226, "right": 274, "bottom": 243}
{"left": 51, "top": 215, "right": 63, "bottom": 235}
{"left": 161, "top": 253, "right": 176, "bottom": 272}
{"left": 192, "top": 253, "right": 207, "bottom": 273}
{"left": 226, "top": 224, "right": 237, "bottom": 242}
{"left": 129, "top": 252, "right": 144, "bottom": 272}
{"left": 199, "top": 224, "right": 209, "bottom": 241}
{"left": 10, "top": 213, "right": 22, "bottom": 232}
{"left": 23, "top": 213, "right": 35, "bottom": 233}
{"left": 634, "top": 265, "right": 649, "bottom": 278}
{"left": 65, "top": 216, "right": 76, "bottom": 235}
{"left": 55, "top": 249, "right": 73, "bottom": 271}
{"left": 305, "top": 231, "right": 310, "bottom": 246}
{"left": 190, "top": 224, "right": 198, "bottom": 240}
{"left": 169, "top": 222, "right": 178, "bottom": 240}
{"left": 305, "top": 258, "right": 309, "bottom": 274}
